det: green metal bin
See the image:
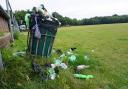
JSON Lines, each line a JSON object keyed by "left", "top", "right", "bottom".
{"left": 28, "top": 15, "right": 59, "bottom": 57}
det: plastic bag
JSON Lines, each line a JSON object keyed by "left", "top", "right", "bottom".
{"left": 69, "top": 55, "right": 76, "bottom": 62}
{"left": 34, "top": 25, "right": 41, "bottom": 39}
{"left": 48, "top": 68, "right": 56, "bottom": 80}
{"left": 60, "top": 63, "right": 68, "bottom": 69}
{"left": 33, "top": 16, "right": 41, "bottom": 39}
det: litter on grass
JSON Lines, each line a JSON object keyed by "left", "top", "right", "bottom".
{"left": 60, "top": 63, "right": 68, "bottom": 69}
{"left": 74, "top": 74, "right": 94, "bottom": 79}
{"left": 68, "top": 55, "right": 77, "bottom": 62}
{"left": 59, "top": 54, "right": 65, "bottom": 59}
{"left": 13, "top": 51, "right": 26, "bottom": 57}
{"left": 54, "top": 59, "right": 62, "bottom": 66}
{"left": 76, "top": 65, "right": 90, "bottom": 70}
{"left": 53, "top": 59, "right": 68, "bottom": 69}
{"left": 84, "top": 55, "right": 90, "bottom": 61}
{"left": 51, "top": 64, "right": 56, "bottom": 69}
{"left": 31, "top": 48, "right": 94, "bottom": 80}
{"left": 48, "top": 68, "right": 56, "bottom": 80}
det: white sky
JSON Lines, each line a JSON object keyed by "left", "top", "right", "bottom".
{"left": 1, "top": 0, "right": 128, "bottom": 19}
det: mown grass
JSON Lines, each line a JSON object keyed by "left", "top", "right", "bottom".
{"left": 0, "top": 23, "right": 128, "bottom": 89}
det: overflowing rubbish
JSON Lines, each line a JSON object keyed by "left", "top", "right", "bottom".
{"left": 74, "top": 74, "right": 94, "bottom": 79}
{"left": 13, "top": 48, "right": 94, "bottom": 81}
{"left": 32, "top": 59, "right": 67, "bottom": 80}
{"left": 27, "top": 5, "right": 61, "bottom": 80}
{"left": 31, "top": 48, "right": 94, "bottom": 81}
{"left": 27, "top": 4, "right": 60, "bottom": 57}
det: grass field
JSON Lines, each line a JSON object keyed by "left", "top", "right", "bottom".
{"left": 1, "top": 23, "right": 128, "bottom": 89}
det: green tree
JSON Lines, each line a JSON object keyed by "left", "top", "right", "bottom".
{"left": 14, "top": 10, "right": 27, "bottom": 24}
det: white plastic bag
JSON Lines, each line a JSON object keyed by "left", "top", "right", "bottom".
{"left": 34, "top": 25, "right": 41, "bottom": 39}
{"left": 33, "top": 16, "right": 41, "bottom": 39}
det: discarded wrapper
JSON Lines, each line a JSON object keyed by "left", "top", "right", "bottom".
{"left": 77, "top": 65, "right": 90, "bottom": 70}
{"left": 74, "top": 74, "right": 94, "bottom": 79}
{"left": 68, "top": 55, "right": 76, "bottom": 62}
{"left": 60, "top": 63, "right": 68, "bottom": 69}
{"left": 48, "top": 68, "right": 56, "bottom": 80}
{"left": 13, "top": 51, "right": 26, "bottom": 57}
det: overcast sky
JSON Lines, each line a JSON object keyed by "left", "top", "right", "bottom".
{"left": 1, "top": 0, "right": 128, "bottom": 19}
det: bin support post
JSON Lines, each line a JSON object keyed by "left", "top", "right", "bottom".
{"left": 6, "top": 0, "right": 14, "bottom": 41}
{"left": 0, "top": 51, "right": 3, "bottom": 70}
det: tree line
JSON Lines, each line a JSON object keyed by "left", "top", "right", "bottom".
{"left": 14, "top": 10, "right": 128, "bottom": 26}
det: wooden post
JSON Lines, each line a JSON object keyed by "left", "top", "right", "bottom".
{"left": 6, "top": 0, "right": 14, "bottom": 41}
{"left": 0, "top": 51, "right": 3, "bottom": 70}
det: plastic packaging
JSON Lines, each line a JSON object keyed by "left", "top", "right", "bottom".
{"left": 69, "top": 55, "right": 76, "bottom": 62}
{"left": 60, "top": 63, "right": 68, "bottom": 69}
{"left": 33, "top": 16, "right": 41, "bottom": 39}
{"left": 77, "top": 65, "right": 90, "bottom": 70}
{"left": 25, "top": 13, "right": 30, "bottom": 29}
{"left": 51, "top": 64, "right": 56, "bottom": 69}
{"left": 74, "top": 74, "right": 94, "bottom": 79}
{"left": 48, "top": 68, "right": 56, "bottom": 80}
{"left": 54, "top": 59, "right": 62, "bottom": 66}
{"left": 13, "top": 51, "right": 25, "bottom": 57}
